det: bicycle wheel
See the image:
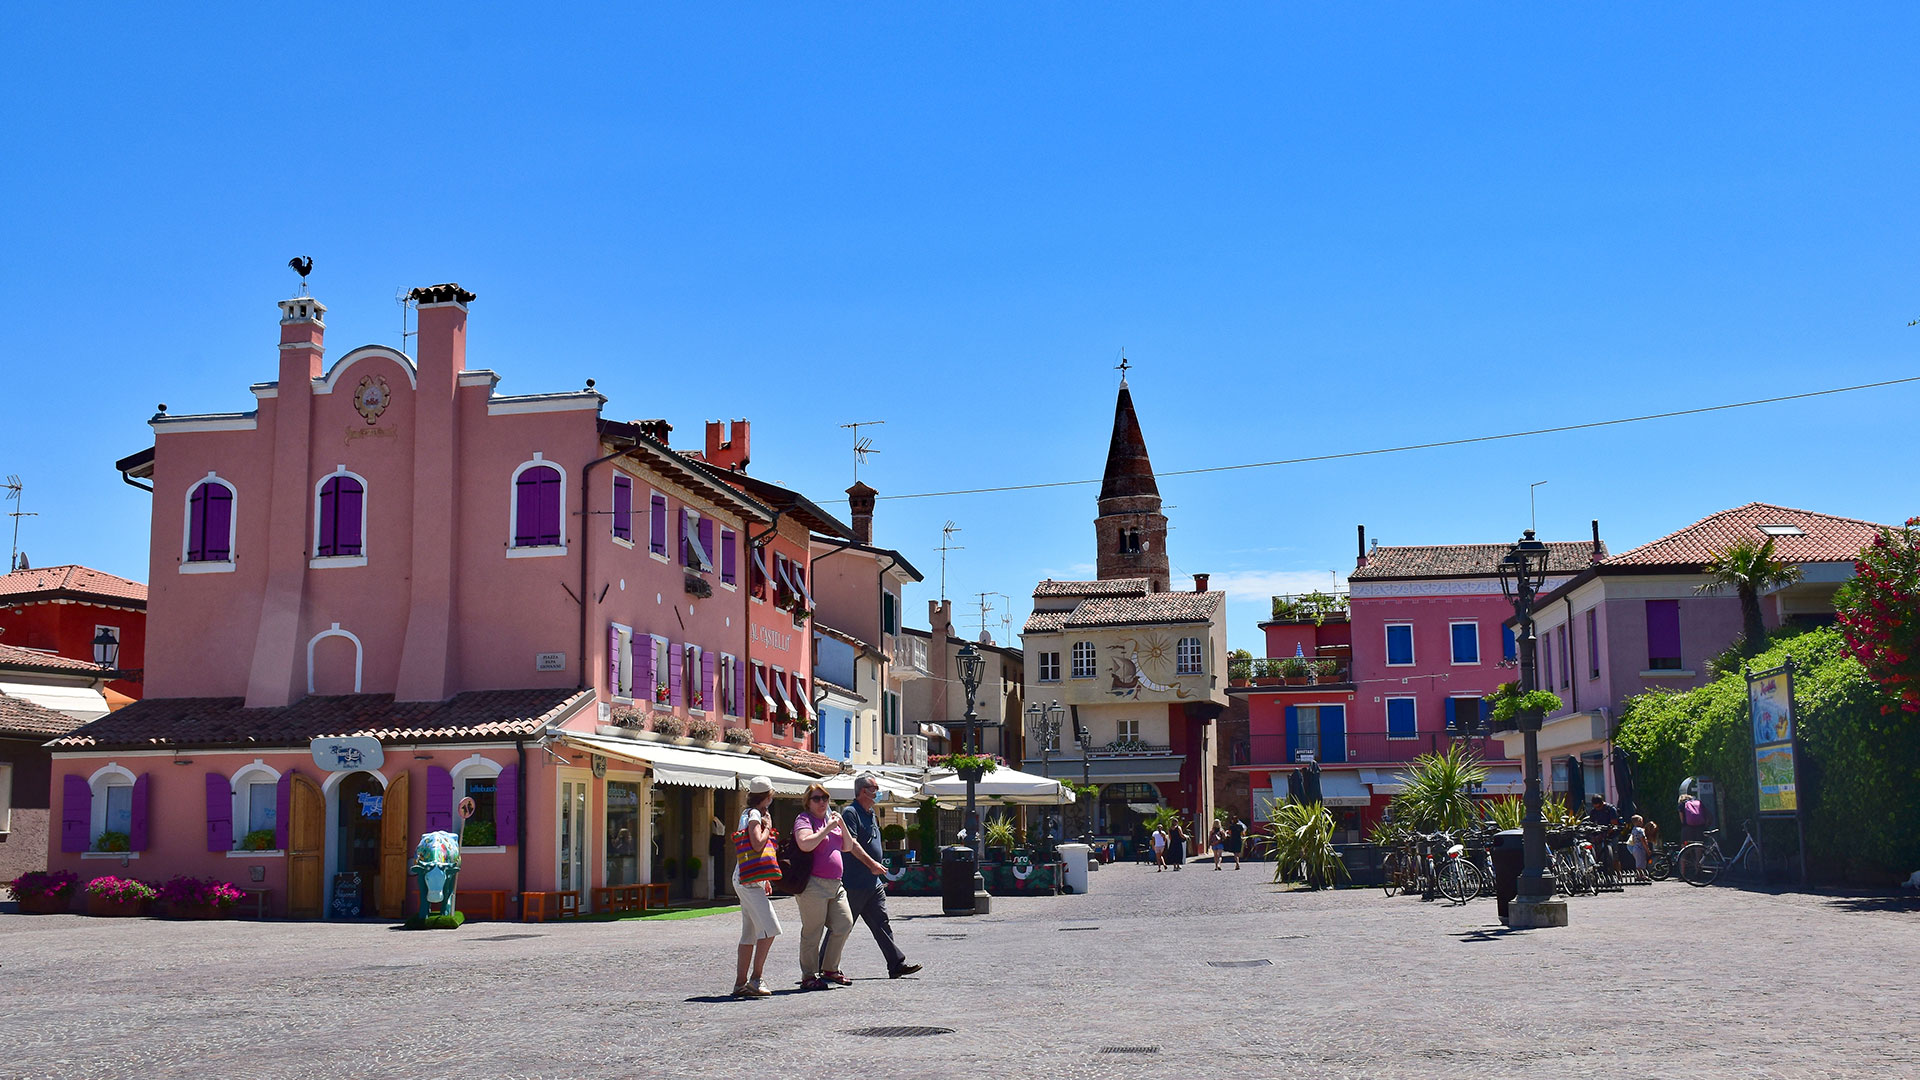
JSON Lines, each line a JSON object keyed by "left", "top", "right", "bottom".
{"left": 1436, "top": 859, "right": 1479, "bottom": 903}
{"left": 1380, "top": 852, "right": 1404, "bottom": 897}
{"left": 1647, "top": 850, "right": 1673, "bottom": 882}
{"left": 1679, "top": 843, "right": 1720, "bottom": 887}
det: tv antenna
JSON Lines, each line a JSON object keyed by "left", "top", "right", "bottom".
{"left": 5, "top": 475, "right": 36, "bottom": 573}
{"left": 972, "top": 591, "right": 1012, "bottom": 644}
{"left": 1530, "top": 480, "right": 1549, "bottom": 532}
{"left": 395, "top": 288, "right": 418, "bottom": 353}
{"left": 839, "top": 420, "right": 885, "bottom": 483}
{"left": 937, "top": 520, "right": 964, "bottom": 602}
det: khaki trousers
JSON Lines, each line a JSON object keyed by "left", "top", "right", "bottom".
{"left": 793, "top": 875, "right": 853, "bottom": 978}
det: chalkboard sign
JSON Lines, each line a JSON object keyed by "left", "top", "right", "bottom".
{"left": 329, "top": 872, "right": 363, "bottom": 918}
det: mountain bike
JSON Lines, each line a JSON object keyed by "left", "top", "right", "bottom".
{"left": 1679, "top": 821, "right": 1763, "bottom": 887}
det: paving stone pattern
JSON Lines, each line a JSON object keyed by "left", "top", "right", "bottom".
{"left": 2, "top": 862, "right": 1916, "bottom": 1079}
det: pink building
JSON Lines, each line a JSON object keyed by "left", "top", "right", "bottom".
{"left": 47, "top": 284, "right": 821, "bottom": 919}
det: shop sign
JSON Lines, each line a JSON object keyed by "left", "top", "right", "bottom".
{"left": 311, "top": 736, "right": 384, "bottom": 772}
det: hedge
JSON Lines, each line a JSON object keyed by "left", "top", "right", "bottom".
{"left": 1616, "top": 625, "right": 1920, "bottom": 884}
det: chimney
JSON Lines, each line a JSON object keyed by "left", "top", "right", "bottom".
{"left": 703, "top": 419, "right": 751, "bottom": 471}
{"left": 1193, "top": 573, "right": 1210, "bottom": 593}
{"left": 634, "top": 419, "right": 673, "bottom": 445}
{"left": 1591, "top": 519, "right": 1603, "bottom": 564}
{"left": 277, "top": 294, "right": 327, "bottom": 389}
{"left": 407, "top": 284, "right": 473, "bottom": 395}
{"left": 1356, "top": 525, "right": 1368, "bottom": 569}
{"left": 847, "top": 481, "right": 877, "bottom": 545}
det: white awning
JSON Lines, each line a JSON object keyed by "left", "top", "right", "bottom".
{"left": 920, "top": 722, "right": 951, "bottom": 741}
{"left": 1, "top": 681, "right": 108, "bottom": 723}
{"left": 558, "top": 732, "right": 815, "bottom": 794}
{"left": 1317, "top": 770, "right": 1374, "bottom": 807}
{"left": 820, "top": 773, "right": 920, "bottom": 802}
{"left": 1361, "top": 766, "right": 1523, "bottom": 798}
{"left": 752, "top": 665, "right": 777, "bottom": 717}
{"left": 771, "top": 671, "right": 797, "bottom": 718}
{"left": 922, "top": 766, "right": 1076, "bottom": 806}
{"left": 794, "top": 676, "right": 817, "bottom": 721}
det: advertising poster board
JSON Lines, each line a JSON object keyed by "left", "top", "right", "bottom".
{"left": 1746, "top": 665, "right": 1799, "bottom": 816}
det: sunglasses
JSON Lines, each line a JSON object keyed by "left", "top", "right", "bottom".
{"left": 809, "top": 794, "right": 830, "bottom": 802}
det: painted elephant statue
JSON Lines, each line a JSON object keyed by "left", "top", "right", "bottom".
{"left": 410, "top": 830, "right": 462, "bottom": 921}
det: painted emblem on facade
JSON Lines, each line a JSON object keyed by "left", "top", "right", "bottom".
{"left": 1107, "top": 635, "right": 1194, "bottom": 699}
{"left": 353, "top": 374, "right": 391, "bottom": 425}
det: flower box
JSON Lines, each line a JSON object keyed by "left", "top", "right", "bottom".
{"left": 86, "top": 894, "right": 149, "bottom": 918}
{"left": 17, "top": 892, "right": 71, "bottom": 915}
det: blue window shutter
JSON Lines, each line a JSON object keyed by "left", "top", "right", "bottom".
{"left": 1502, "top": 625, "right": 1517, "bottom": 661}
{"left": 1387, "top": 625, "right": 1413, "bottom": 665}
{"left": 1284, "top": 705, "right": 1298, "bottom": 761}
{"left": 1320, "top": 706, "right": 1346, "bottom": 763}
{"left": 1444, "top": 698, "right": 1457, "bottom": 732}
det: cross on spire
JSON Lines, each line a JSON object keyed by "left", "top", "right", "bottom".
{"left": 1115, "top": 353, "right": 1131, "bottom": 385}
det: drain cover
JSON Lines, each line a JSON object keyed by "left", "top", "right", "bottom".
{"left": 1099, "top": 1046, "right": 1161, "bottom": 1054}
{"left": 473, "top": 934, "right": 545, "bottom": 941}
{"left": 1206, "top": 959, "right": 1273, "bottom": 968}
{"left": 846, "top": 1026, "right": 956, "bottom": 1038}
{"left": 1058, "top": 926, "right": 1100, "bottom": 932}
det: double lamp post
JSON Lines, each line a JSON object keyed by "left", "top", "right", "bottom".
{"left": 1496, "top": 529, "right": 1568, "bottom": 928}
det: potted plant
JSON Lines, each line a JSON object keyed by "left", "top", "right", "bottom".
{"left": 881, "top": 823, "right": 908, "bottom": 851}
{"left": 1228, "top": 649, "right": 1253, "bottom": 687}
{"left": 157, "top": 875, "right": 245, "bottom": 919}
{"left": 685, "top": 856, "right": 703, "bottom": 880}
{"left": 653, "top": 682, "right": 671, "bottom": 705}
{"left": 84, "top": 875, "right": 156, "bottom": 917}
{"left": 651, "top": 715, "right": 685, "bottom": 738}
{"left": 8, "top": 869, "right": 78, "bottom": 914}
{"left": 461, "top": 820, "right": 496, "bottom": 846}
{"left": 1279, "top": 657, "right": 1312, "bottom": 685}
{"left": 1253, "top": 659, "right": 1282, "bottom": 686}
{"left": 1310, "top": 658, "right": 1340, "bottom": 684}
{"left": 93, "top": 830, "right": 131, "bottom": 853}
{"left": 686, "top": 716, "right": 720, "bottom": 743}
{"left": 724, "top": 726, "right": 753, "bottom": 747}
{"left": 982, "top": 818, "right": 1018, "bottom": 864}
{"left": 914, "top": 796, "right": 942, "bottom": 863}
{"left": 610, "top": 706, "right": 647, "bottom": 730}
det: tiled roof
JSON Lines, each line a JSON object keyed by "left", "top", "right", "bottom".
{"left": 1604, "top": 503, "right": 1887, "bottom": 569}
{"left": 1063, "top": 591, "right": 1223, "bottom": 629}
{"left": 0, "top": 565, "right": 147, "bottom": 605}
{"left": 0, "top": 643, "right": 115, "bottom": 675}
{"left": 0, "top": 690, "right": 86, "bottom": 739}
{"left": 1349, "top": 541, "right": 1602, "bottom": 580}
{"left": 1022, "top": 611, "right": 1070, "bottom": 634}
{"left": 750, "top": 742, "right": 846, "bottom": 778}
{"left": 1032, "top": 578, "right": 1150, "bottom": 599}
{"left": 49, "top": 688, "right": 592, "bottom": 750}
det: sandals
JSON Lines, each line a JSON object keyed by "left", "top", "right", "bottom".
{"left": 821, "top": 970, "right": 853, "bottom": 986}
{"left": 800, "top": 976, "right": 831, "bottom": 992}
{"left": 732, "top": 980, "right": 773, "bottom": 998}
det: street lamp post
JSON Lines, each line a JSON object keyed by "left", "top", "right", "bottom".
{"left": 1497, "top": 529, "right": 1568, "bottom": 928}
{"left": 956, "top": 642, "right": 988, "bottom": 859}
{"left": 1075, "top": 723, "right": 1094, "bottom": 843}
{"left": 1026, "top": 700, "right": 1065, "bottom": 848}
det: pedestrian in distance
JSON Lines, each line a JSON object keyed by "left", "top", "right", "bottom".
{"left": 1225, "top": 817, "right": 1246, "bottom": 870}
{"left": 729, "top": 776, "right": 783, "bottom": 998}
{"left": 1627, "top": 814, "right": 1651, "bottom": 882}
{"left": 792, "top": 783, "right": 887, "bottom": 991}
{"left": 1169, "top": 822, "right": 1187, "bottom": 870}
{"left": 1209, "top": 820, "right": 1227, "bottom": 869}
{"left": 839, "top": 774, "right": 922, "bottom": 980}
{"left": 1151, "top": 825, "right": 1169, "bottom": 871}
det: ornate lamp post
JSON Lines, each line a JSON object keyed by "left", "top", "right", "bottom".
{"left": 1026, "top": 700, "right": 1065, "bottom": 846}
{"left": 956, "top": 641, "right": 988, "bottom": 859}
{"left": 1496, "top": 529, "right": 1567, "bottom": 927}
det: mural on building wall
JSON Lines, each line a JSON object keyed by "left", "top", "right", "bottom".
{"left": 1107, "top": 635, "right": 1195, "bottom": 700}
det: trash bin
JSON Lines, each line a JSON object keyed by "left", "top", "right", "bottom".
{"left": 1491, "top": 829, "right": 1524, "bottom": 923}
{"left": 1058, "top": 843, "right": 1091, "bottom": 895}
{"left": 941, "top": 845, "right": 979, "bottom": 915}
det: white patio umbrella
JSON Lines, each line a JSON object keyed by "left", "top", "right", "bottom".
{"left": 921, "top": 766, "right": 1077, "bottom": 806}
{"left": 820, "top": 772, "right": 921, "bottom": 802}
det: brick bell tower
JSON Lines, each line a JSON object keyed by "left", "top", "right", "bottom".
{"left": 1094, "top": 373, "right": 1170, "bottom": 591}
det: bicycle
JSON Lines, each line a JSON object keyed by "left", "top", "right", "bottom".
{"left": 1647, "top": 841, "right": 1681, "bottom": 882}
{"left": 1679, "top": 821, "right": 1763, "bottom": 887}
{"left": 1434, "top": 833, "right": 1485, "bottom": 904}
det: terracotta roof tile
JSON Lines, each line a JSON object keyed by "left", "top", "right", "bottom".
{"left": 0, "top": 690, "right": 86, "bottom": 739}
{"left": 1604, "top": 503, "right": 1886, "bottom": 568}
{"left": 1031, "top": 578, "right": 1150, "bottom": 599}
{"left": 1349, "top": 541, "right": 1602, "bottom": 580}
{"left": 0, "top": 565, "right": 147, "bottom": 605}
{"left": 1062, "top": 591, "right": 1223, "bottom": 629}
{"left": 49, "top": 688, "right": 592, "bottom": 750}
{"left": 0, "top": 643, "right": 116, "bottom": 675}
{"left": 1023, "top": 611, "right": 1070, "bottom": 634}
{"left": 749, "top": 742, "right": 845, "bottom": 778}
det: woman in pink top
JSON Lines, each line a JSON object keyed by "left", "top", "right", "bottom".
{"left": 793, "top": 782, "right": 885, "bottom": 990}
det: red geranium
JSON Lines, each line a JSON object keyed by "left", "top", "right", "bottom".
{"left": 1836, "top": 516, "right": 1920, "bottom": 715}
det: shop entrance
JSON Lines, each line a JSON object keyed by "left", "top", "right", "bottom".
{"left": 288, "top": 774, "right": 324, "bottom": 917}
{"left": 651, "top": 786, "right": 696, "bottom": 901}
{"left": 335, "top": 772, "right": 384, "bottom": 917}
{"left": 605, "top": 781, "right": 643, "bottom": 886}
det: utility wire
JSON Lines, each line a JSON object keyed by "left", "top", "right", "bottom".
{"left": 851, "top": 373, "right": 1920, "bottom": 503}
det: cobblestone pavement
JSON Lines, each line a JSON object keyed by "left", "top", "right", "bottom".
{"left": 3, "top": 862, "right": 1917, "bottom": 1079}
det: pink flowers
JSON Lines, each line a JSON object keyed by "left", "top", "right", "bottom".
{"left": 156, "top": 875, "right": 246, "bottom": 908}
{"left": 85, "top": 876, "right": 158, "bottom": 903}
{"left": 8, "top": 869, "right": 78, "bottom": 900}
{"left": 1835, "top": 516, "right": 1920, "bottom": 715}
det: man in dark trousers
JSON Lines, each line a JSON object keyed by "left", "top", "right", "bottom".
{"left": 840, "top": 775, "right": 921, "bottom": 979}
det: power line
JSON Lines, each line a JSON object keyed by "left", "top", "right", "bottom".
{"left": 848, "top": 373, "right": 1920, "bottom": 503}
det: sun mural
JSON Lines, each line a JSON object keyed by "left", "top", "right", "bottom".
{"left": 1106, "top": 635, "right": 1194, "bottom": 700}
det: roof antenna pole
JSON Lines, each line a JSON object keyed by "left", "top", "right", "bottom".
{"left": 395, "top": 288, "right": 418, "bottom": 353}
{"left": 938, "top": 520, "right": 964, "bottom": 603}
{"left": 4, "top": 475, "right": 35, "bottom": 573}
{"left": 839, "top": 420, "right": 885, "bottom": 483}
{"left": 1530, "top": 480, "right": 1549, "bottom": 533}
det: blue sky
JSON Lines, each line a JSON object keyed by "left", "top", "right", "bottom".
{"left": 2, "top": 8, "right": 1915, "bottom": 654}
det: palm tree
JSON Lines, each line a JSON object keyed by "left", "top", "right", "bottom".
{"left": 1696, "top": 537, "right": 1802, "bottom": 655}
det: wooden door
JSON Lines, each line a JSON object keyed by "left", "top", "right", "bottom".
{"left": 378, "top": 770, "right": 410, "bottom": 918}
{"left": 288, "top": 775, "right": 324, "bottom": 918}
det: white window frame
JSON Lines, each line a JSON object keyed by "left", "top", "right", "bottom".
{"left": 306, "top": 622, "right": 365, "bottom": 695}
{"left": 718, "top": 652, "right": 738, "bottom": 717}
{"left": 650, "top": 635, "right": 671, "bottom": 709}
{"left": 1449, "top": 620, "right": 1480, "bottom": 666}
{"left": 611, "top": 623, "right": 635, "bottom": 702}
{"left": 310, "top": 465, "right": 370, "bottom": 569}
{"left": 1070, "top": 641, "right": 1097, "bottom": 679}
{"left": 180, "top": 472, "right": 238, "bottom": 574}
{"left": 610, "top": 472, "right": 634, "bottom": 549}
{"left": 1176, "top": 637, "right": 1203, "bottom": 675}
{"left": 506, "top": 453, "right": 568, "bottom": 558}
{"left": 230, "top": 761, "right": 283, "bottom": 851}
{"left": 1295, "top": 706, "right": 1320, "bottom": 758}
{"left": 685, "top": 643, "right": 706, "bottom": 713}
{"left": 1384, "top": 623, "right": 1415, "bottom": 668}
{"left": 1385, "top": 695, "right": 1419, "bottom": 740}
{"left": 648, "top": 489, "right": 670, "bottom": 563}
{"left": 88, "top": 763, "right": 138, "bottom": 849}
{"left": 1116, "top": 717, "right": 1141, "bottom": 742}
{"left": 1037, "top": 651, "right": 1060, "bottom": 683}
{"left": 449, "top": 754, "right": 507, "bottom": 853}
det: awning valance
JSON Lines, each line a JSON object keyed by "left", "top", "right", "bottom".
{"left": 752, "top": 665, "right": 778, "bottom": 717}
{"left": 771, "top": 671, "right": 797, "bottom": 718}
{"left": 558, "top": 732, "right": 814, "bottom": 794}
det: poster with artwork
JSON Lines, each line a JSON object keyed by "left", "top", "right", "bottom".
{"left": 1746, "top": 663, "right": 1799, "bottom": 818}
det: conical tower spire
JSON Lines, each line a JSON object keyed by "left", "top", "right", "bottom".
{"left": 1095, "top": 379, "right": 1170, "bottom": 590}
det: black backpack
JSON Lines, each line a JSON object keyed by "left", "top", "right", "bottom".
{"left": 773, "top": 825, "right": 813, "bottom": 897}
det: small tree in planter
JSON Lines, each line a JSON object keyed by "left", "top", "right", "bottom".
{"left": 1279, "top": 657, "right": 1311, "bottom": 685}
{"left": 8, "top": 869, "right": 79, "bottom": 913}
{"left": 1228, "top": 649, "right": 1253, "bottom": 686}
{"left": 1253, "top": 659, "right": 1283, "bottom": 686}
{"left": 914, "top": 796, "right": 942, "bottom": 861}
{"left": 982, "top": 818, "right": 1018, "bottom": 863}
{"left": 881, "top": 822, "right": 908, "bottom": 851}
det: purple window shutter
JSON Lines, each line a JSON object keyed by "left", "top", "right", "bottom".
{"left": 514, "top": 472, "right": 540, "bottom": 546}
{"left": 496, "top": 765, "right": 518, "bottom": 843}
{"left": 205, "top": 771, "right": 232, "bottom": 852}
{"left": 427, "top": 766, "right": 453, "bottom": 833}
{"left": 721, "top": 529, "right": 737, "bottom": 585}
{"left": 60, "top": 775, "right": 91, "bottom": 853}
{"left": 669, "top": 643, "right": 685, "bottom": 707}
{"left": 638, "top": 637, "right": 655, "bottom": 701}
{"left": 203, "top": 484, "right": 232, "bottom": 560}
{"left": 1646, "top": 600, "right": 1682, "bottom": 662}
{"left": 678, "top": 509, "right": 689, "bottom": 567}
{"left": 612, "top": 476, "right": 632, "bottom": 541}
{"left": 698, "top": 518, "right": 715, "bottom": 570}
{"left": 274, "top": 771, "right": 292, "bottom": 850}
{"left": 317, "top": 478, "right": 337, "bottom": 557}
{"left": 188, "top": 483, "right": 208, "bottom": 561}
{"left": 337, "top": 478, "right": 364, "bottom": 556}
{"left": 516, "top": 466, "right": 561, "bottom": 547}
{"left": 650, "top": 494, "right": 667, "bottom": 555}
{"left": 701, "top": 651, "right": 715, "bottom": 710}
{"left": 609, "top": 625, "right": 623, "bottom": 696}
{"left": 541, "top": 469, "right": 563, "bottom": 546}
{"left": 129, "top": 773, "right": 150, "bottom": 852}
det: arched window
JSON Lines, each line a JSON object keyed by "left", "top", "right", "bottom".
{"left": 316, "top": 473, "right": 365, "bottom": 558}
{"left": 185, "top": 475, "right": 236, "bottom": 565}
{"left": 1176, "top": 637, "right": 1203, "bottom": 675}
{"left": 510, "top": 457, "right": 566, "bottom": 551}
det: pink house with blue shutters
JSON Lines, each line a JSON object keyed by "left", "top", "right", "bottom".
{"left": 43, "top": 282, "right": 823, "bottom": 919}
